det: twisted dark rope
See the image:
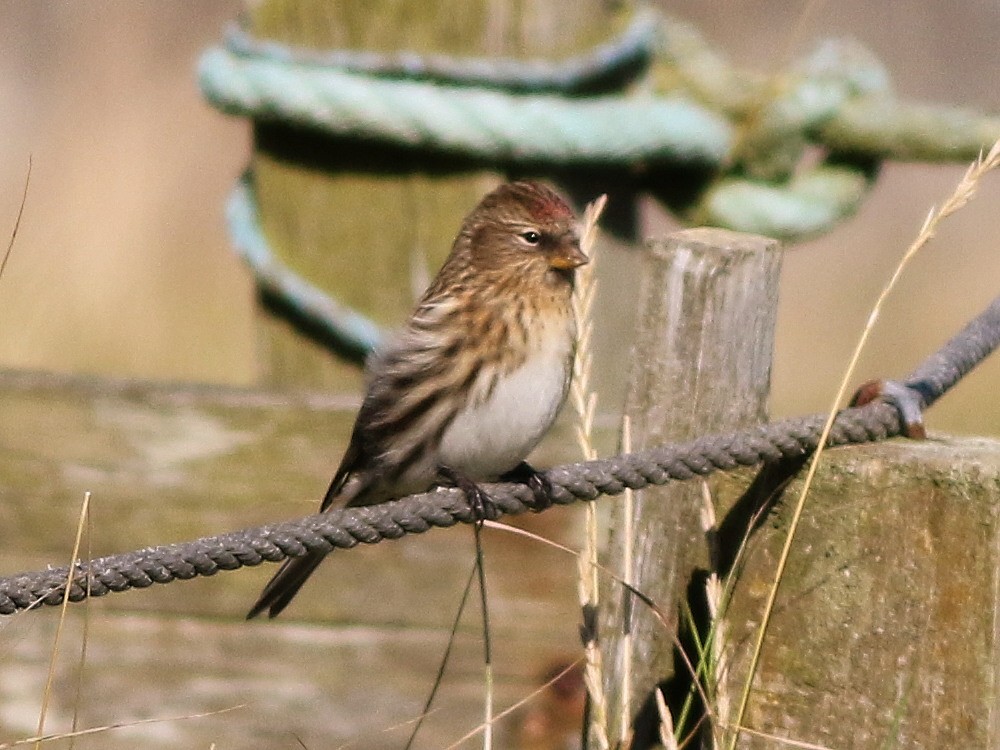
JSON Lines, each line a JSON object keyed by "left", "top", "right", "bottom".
{"left": 2, "top": 294, "right": 998, "bottom": 616}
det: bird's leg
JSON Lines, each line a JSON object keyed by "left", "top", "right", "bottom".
{"left": 438, "top": 465, "right": 497, "bottom": 522}
{"left": 850, "top": 379, "right": 928, "bottom": 439}
{"left": 500, "top": 461, "right": 553, "bottom": 511}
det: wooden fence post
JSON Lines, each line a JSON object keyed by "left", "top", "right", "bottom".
{"left": 601, "top": 228, "right": 784, "bottom": 745}
{"left": 720, "top": 437, "right": 1000, "bottom": 749}
{"left": 244, "top": 0, "right": 628, "bottom": 389}
{"left": 599, "top": 229, "right": 1000, "bottom": 749}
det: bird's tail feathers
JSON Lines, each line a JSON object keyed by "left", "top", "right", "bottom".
{"left": 248, "top": 456, "right": 376, "bottom": 619}
{"left": 246, "top": 551, "right": 326, "bottom": 620}
{"left": 321, "top": 470, "right": 350, "bottom": 511}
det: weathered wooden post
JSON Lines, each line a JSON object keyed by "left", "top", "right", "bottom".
{"left": 601, "top": 228, "right": 784, "bottom": 744}
{"left": 599, "top": 229, "right": 1000, "bottom": 749}
{"left": 243, "top": 0, "right": 628, "bottom": 389}
{"left": 720, "top": 437, "right": 1000, "bottom": 749}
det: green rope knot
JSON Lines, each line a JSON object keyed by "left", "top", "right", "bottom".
{"left": 201, "top": 12, "right": 1000, "bottom": 239}
{"left": 200, "top": 12, "right": 1000, "bottom": 354}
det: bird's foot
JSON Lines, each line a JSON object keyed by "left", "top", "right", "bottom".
{"left": 438, "top": 466, "right": 497, "bottom": 522}
{"left": 500, "top": 461, "right": 553, "bottom": 511}
{"left": 850, "top": 379, "right": 927, "bottom": 439}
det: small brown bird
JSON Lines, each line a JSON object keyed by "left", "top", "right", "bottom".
{"left": 248, "top": 181, "right": 588, "bottom": 619}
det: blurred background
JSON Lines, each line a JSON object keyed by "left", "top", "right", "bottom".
{"left": 2, "top": 4, "right": 1000, "bottom": 747}
{"left": 1, "top": 0, "right": 999, "bottom": 432}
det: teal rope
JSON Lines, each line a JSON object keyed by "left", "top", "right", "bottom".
{"left": 200, "top": 20, "right": 879, "bottom": 241}
{"left": 656, "top": 18, "right": 1000, "bottom": 165}
{"left": 227, "top": 176, "right": 384, "bottom": 363}
{"left": 198, "top": 47, "right": 734, "bottom": 168}
{"left": 206, "top": 12, "right": 1000, "bottom": 339}
{"left": 224, "top": 13, "right": 658, "bottom": 94}
{"left": 699, "top": 164, "right": 875, "bottom": 241}
{"left": 820, "top": 99, "right": 1000, "bottom": 162}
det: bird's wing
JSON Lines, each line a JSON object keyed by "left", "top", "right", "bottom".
{"left": 317, "top": 334, "right": 416, "bottom": 512}
{"left": 320, "top": 296, "right": 473, "bottom": 511}
{"left": 319, "top": 439, "right": 367, "bottom": 511}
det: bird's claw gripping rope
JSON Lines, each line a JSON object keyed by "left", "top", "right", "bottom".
{"left": 500, "top": 461, "right": 555, "bottom": 511}
{"left": 438, "top": 466, "right": 500, "bottom": 523}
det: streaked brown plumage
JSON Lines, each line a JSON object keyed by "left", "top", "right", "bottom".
{"left": 248, "top": 181, "right": 587, "bottom": 619}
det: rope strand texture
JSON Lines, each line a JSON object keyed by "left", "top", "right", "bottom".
{"left": 199, "top": 45, "right": 733, "bottom": 168}
{"left": 224, "top": 14, "right": 657, "bottom": 94}
{"left": 2, "top": 293, "right": 998, "bottom": 616}
{"left": 201, "top": 12, "right": 1000, "bottom": 243}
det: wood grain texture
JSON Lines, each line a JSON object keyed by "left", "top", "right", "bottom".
{"left": 718, "top": 437, "right": 1000, "bottom": 749}
{"left": 246, "top": 0, "right": 629, "bottom": 389}
{"left": 0, "top": 369, "right": 597, "bottom": 749}
{"left": 601, "top": 228, "right": 783, "bottom": 742}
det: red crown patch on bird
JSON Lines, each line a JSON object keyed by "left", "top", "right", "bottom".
{"left": 476, "top": 181, "right": 574, "bottom": 225}
{"left": 511, "top": 182, "right": 575, "bottom": 222}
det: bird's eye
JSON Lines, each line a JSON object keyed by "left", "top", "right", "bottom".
{"left": 520, "top": 230, "right": 541, "bottom": 245}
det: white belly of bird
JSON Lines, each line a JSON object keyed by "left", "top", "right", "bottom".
{"left": 437, "top": 335, "right": 571, "bottom": 479}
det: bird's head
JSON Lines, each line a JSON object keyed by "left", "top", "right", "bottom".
{"left": 459, "top": 182, "right": 588, "bottom": 281}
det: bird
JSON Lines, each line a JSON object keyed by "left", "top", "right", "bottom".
{"left": 247, "top": 180, "right": 589, "bottom": 619}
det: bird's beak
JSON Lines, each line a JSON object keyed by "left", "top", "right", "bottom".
{"left": 549, "top": 243, "right": 589, "bottom": 270}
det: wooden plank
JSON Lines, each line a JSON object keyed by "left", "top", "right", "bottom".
{"left": 2, "top": 612, "right": 579, "bottom": 748}
{"left": 0, "top": 370, "right": 604, "bottom": 748}
{"left": 5, "top": 370, "right": 1000, "bottom": 748}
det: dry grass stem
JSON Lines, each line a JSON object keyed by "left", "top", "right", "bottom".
{"left": 570, "top": 192, "right": 607, "bottom": 464}
{"left": 571, "top": 193, "right": 610, "bottom": 750}
{"left": 471, "top": 524, "right": 493, "bottom": 750}
{"left": 655, "top": 688, "right": 679, "bottom": 750}
{"left": 483, "top": 518, "right": 710, "bottom": 686}
{"left": 699, "top": 482, "right": 729, "bottom": 747}
{"left": 727, "top": 138, "right": 1000, "bottom": 750}
{"left": 441, "top": 659, "right": 584, "bottom": 750}
{"left": 481, "top": 520, "right": 718, "bottom": 725}
{"left": 482, "top": 662, "right": 494, "bottom": 750}
{"left": 35, "top": 491, "right": 91, "bottom": 750}
{"left": 4, "top": 705, "right": 245, "bottom": 749}
{"left": 333, "top": 710, "right": 443, "bottom": 750}
{"left": 1, "top": 156, "right": 31, "bottom": 284}
{"left": 720, "top": 724, "right": 835, "bottom": 750}
{"left": 619, "top": 414, "right": 635, "bottom": 746}
{"left": 69, "top": 500, "right": 94, "bottom": 749}
{"left": 705, "top": 572, "right": 728, "bottom": 748}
